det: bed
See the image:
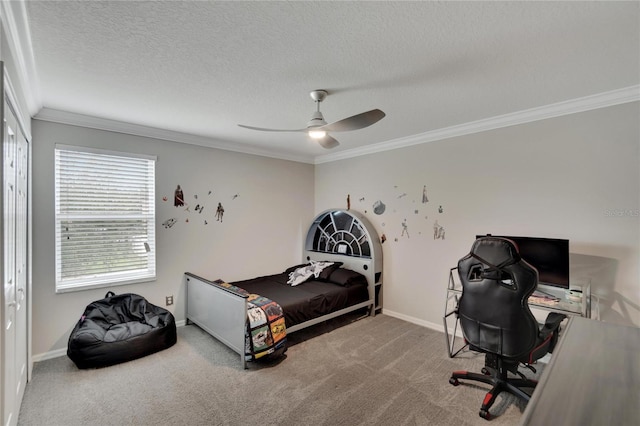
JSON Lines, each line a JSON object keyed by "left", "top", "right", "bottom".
{"left": 184, "top": 209, "right": 383, "bottom": 368}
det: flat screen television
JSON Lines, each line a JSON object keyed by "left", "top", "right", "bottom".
{"left": 476, "top": 235, "right": 570, "bottom": 289}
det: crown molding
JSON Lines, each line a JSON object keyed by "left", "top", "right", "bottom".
{"left": 35, "top": 85, "right": 638, "bottom": 166}
{"left": 34, "top": 108, "right": 316, "bottom": 164}
{"left": 315, "top": 85, "right": 640, "bottom": 164}
{"left": 1, "top": 0, "right": 42, "bottom": 116}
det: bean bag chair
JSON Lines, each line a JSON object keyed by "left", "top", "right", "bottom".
{"left": 67, "top": 292, "right": 177, "bottom": 369}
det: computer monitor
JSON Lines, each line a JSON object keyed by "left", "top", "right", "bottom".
{"left": 476, "top": 235, "right": 570, "bottom": 289}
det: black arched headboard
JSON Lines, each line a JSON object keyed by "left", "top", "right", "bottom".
{"left": 303, "top": 209, "right": 383, "bottom": 312}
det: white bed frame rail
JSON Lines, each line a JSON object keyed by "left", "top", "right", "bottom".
{"left": 185, "top": 272, "right": 248, "bottom": 369}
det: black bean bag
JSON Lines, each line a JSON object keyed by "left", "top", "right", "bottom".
{"left": 67, "top": 292, "right": 177, "bottom": 369}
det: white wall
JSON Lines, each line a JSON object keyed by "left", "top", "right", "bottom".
{"left": 315, "top": 102, "right": 640, "bottom": 328}
{"left": 29, "top": 101, "right": 640, "bottom": 358}
{"left": 31, "top": 120, "right": 314, "bottom": 357}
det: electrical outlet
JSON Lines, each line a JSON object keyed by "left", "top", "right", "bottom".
{"left": 165, "top": 295, "right": 174, "bottom": 306}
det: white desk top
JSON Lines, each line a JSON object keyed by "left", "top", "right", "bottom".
{"left": 520, "top": 316, "right": 640, "bottom": 425}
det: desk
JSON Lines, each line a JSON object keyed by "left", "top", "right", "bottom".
{"left": 520, "top": 316, "right": 640, "bottom": 425}
{"left": 443, "top": 268, "right": 592, "bottom": 357}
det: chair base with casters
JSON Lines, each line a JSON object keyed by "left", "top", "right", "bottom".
{"left": 450, "top": 354, "right": 539, "bottom": 420}
{"left": 449, "top": 311, "right": 566, "bottom": 420}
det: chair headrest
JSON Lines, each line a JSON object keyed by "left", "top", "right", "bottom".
{"left": 470, "top": 237, "right": 521, "bottom": 267}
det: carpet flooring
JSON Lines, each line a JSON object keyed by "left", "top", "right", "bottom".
{"left": 18, "top": 314, "right": 536, "bottom": 425}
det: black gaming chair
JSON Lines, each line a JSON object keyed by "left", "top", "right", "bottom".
{"left": 449, "top": 237, "right": 566, "bottom": 420}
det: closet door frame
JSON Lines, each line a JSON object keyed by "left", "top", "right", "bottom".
{"left": 1, "top": 61, "right": 32, "bottom": 426}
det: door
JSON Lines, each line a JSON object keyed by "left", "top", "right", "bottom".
{"left": 13, "top": 107, "right": 28, "bottom": 421}
{"left": 2, "top": 66, "right": 28, "bottom": 426}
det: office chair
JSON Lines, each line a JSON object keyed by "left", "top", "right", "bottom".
{"left": 449, "top": 236, "right": 566, "bottom": 420}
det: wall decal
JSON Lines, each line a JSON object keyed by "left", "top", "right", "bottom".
{"left": 433, "top": 220, "right": 445, "bottom": 240}
{"left": 347, "top": 194, "right": 351, "bottom": 210}
{"left": 162, "top": 196, "right": 168, "bottom": 202}
{"left": 194, "top": 194, "right": 198, "bottom": 199}
{"left": 162, "top": 218, "right": 177, "bottom": 229}
{"left": 373, "top": 200, "right": 386, "bottom": 215}
{"left": 195, "top": 204, "right": 204, "bottom": 214}
{"left": 422, "top": 185, "right": 429, "bottom": 203}
{"left": 438, "top": 205, "right": 443, "bottom": 213}
{"left": 401, "top": 219, "right": 410, "bottom": 238}
{"left": 381, "top": 234, "right": 386, "bottom": 244}
{"left": 174, "top": 185, "right": 185, "bottom": 207}
{"left": 216, "top": 202, "right": 225, "bottom": 222}
{"left": 232, "top": 194, "right": 239, "bottom": 200}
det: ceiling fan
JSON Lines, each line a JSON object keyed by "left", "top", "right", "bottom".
{"left": 238, "top": 90, "right": 385, "bottom": 149}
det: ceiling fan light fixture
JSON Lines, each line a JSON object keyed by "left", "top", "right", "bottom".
{"left": 308, "top": 129, "right": 327, "bottom": 139}
{"left": 237, "top": 89, "right": 385, "bottom": 150}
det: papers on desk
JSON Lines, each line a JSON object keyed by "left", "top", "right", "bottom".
{"left": 529, "top": 290, "right": 560, "bottom": 306}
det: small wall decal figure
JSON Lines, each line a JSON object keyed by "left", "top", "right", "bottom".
{"left": 347, "top": 194, "right": 351, "bottom": 210}
{"left": 433, "top": 220, "right": 445, "bottom": 240}
{"left": 401, "top": 219, "right": 410, "bottom": 238}
{"left": 162, "top": 218, "right": 177, "bottom": 229}
{"left": 438, "top": 205, "right": 443, "bottom": 213}
{"left": 381, "top": 234, "right": 387, "bottom": 244}
{"left": 162, "top": 196, "right": 168, "bottom": 202}
{"left": 232, "top": 194, "right": 239, "bottom": 200}
{"left": 195, "top": 204, "right": 204, "bottom": 214}
{"left": 373, "top": 200, "right": 386, "bottom": 215}
{"left": 422, "top": 185, "right": 429, "bottom": 203}
{"left": 174, "top": 185, "right": 184, "bottom": 207}
{"left": 216, "top": 202, "right": 225, "bottom": 222}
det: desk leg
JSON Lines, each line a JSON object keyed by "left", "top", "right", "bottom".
{"left": 443, "top": 311, "right": 467, "bottom": 358}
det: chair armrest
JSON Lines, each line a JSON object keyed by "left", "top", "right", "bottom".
{"left": 539, "top": 312, "right": 566, "bottom": 340}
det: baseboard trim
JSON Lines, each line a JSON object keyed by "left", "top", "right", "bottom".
{"left": 382, "top": 308, "right": 464, "bottom": 339}
{"left": 32, "top": 348, "right": 67, "bottom": 363}
{"left": 32, "top": 319, "right": 188, "bottom": 362}
{"left": 382, "top": 309, "right": 444, "bottom": 332}
{"left": 32, "top": 315, "right": 460, "bottom": 362}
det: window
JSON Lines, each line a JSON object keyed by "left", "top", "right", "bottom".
{"left": 55, "top": 145, "right": 156, "bottom": 292}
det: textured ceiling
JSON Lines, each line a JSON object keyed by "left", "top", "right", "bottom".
{"left": 24, "top": 1, "right": 640, "bottom": 163}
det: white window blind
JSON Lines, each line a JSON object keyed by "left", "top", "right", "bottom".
{"left": 55, "top": 145, "right": 156, "bottom": 292}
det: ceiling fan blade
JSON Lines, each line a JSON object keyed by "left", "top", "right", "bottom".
{"left": 320, "top": 109, "right": 385, "bottom": 132}
{"left": 238, "top": 124, "right": 306, "bottom": 132}
{"left": 317, "top": 135, "right": 340, "bottom": 149}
